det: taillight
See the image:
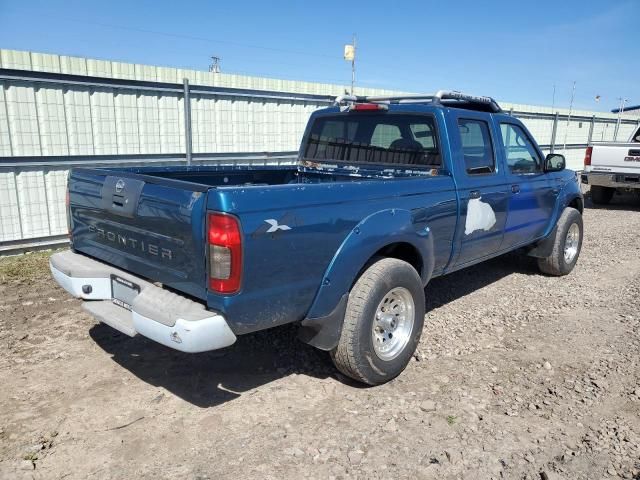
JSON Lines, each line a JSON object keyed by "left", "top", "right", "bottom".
{"left": 584, "top": 146, "right": 592, "bottom": 167}
{"left": 350, "top": 103, "right": 388, "bottom": 111}
{"left": 207, "top": 213, "right": 242, "bottom": 294}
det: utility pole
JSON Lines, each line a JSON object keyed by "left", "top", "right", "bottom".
{"left": 550, "top": 84, "right": 556, "bottom": 145}
{"left": 562, "top": 81, "right": 576, "bottom": 152}
{"left": 614, "top": 97, "right": 628, "bottom": 141}
{"left": 343, "top": 36, "right": 356, "bottom": 95}
{"left": 351, "top": 35, "right": 356, "bottom": 96}
{"left": 209, "top": 56, "right": 221, "bottom": 73}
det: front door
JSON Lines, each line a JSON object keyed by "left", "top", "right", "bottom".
{"left": 449, "top": 111, "right": 510, "bottom": 267}
{"left": 497, "top": 121, "right": 557, "bottom": 249}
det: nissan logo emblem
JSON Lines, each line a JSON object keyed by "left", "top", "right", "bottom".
{"left": 115, "top": 179, "right": 125, "bottom": 193}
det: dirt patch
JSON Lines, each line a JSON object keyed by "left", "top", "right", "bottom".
{"left": 1, "top": 194, "right": 639, "bottom": 479}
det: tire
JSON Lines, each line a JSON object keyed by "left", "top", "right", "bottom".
{"left": 590, "top": 185, "right": 614, "bottom": 205}
{"left": 330, "top": 258, "right": 425, "bottom": 386}
{"left": 537, "top": 207, "right": 583, "bottom": 276}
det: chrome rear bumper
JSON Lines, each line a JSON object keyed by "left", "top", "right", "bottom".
{"left": 50, "top": 250, "right": 236, "bottom": 353}
{"left": 582, "top": 172, "right": 640, "bottom": 189}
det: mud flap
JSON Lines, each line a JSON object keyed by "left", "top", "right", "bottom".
{"left": 297, "top": 294, "right": 348, "bottom": 351}
{"left": 526, "top": 224, "right": 558, "bottom": 258}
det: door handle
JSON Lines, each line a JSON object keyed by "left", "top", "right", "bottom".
{"left": 511, "top": 184, "right": 520, "bottom": 194}
{"left": 552, "top": 188, "right": 560, "bottom": 195}
{"left": 469, "top": 190, "right": 481, "bottom": 199}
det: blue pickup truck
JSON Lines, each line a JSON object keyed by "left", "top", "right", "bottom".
{"left": 50, "top": 91, "right": 583, "bottom": 385}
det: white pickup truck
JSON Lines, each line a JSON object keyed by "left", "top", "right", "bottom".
{"left": 582, "top": 125, "right": 640, "bottom": 204}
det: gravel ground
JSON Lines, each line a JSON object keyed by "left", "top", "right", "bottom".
{"left": 1, "top": 191, "right": 639, "bottom": 480}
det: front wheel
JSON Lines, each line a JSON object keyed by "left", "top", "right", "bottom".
{"left": 537, "top": 207, "right": 583, "bottom": 276}
{"left": 330, "top": 258, "right": 425, "bottom": 385}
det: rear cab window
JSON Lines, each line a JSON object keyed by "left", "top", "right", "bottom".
{"left": 303, "top": 113, "right": 441, "bottom": 167}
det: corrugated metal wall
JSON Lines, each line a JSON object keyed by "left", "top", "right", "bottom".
{"left": 1, "top": 49, "right": 639, "bottom": 250}
{"left": 3, "top": 49, "right": 637, "bottom": 159}
{"left": 0, "top": 49, "right": 404, "bottom": 157}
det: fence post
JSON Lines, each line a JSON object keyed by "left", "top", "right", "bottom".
{"left": 2, "top": 82, "right": 14, "bottom": 156}
{"left": 587, "top": 115, "right": 595, "bottom": 144}
{"left": 550, "top": 112, "right": 559, "bottom": 154}
{"left": 183, "top": 78, "right": 193, "bottom": 166}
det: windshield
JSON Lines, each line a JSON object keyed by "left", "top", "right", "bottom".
{"left": 303, "top": 113, "right": 441, "bottom": 167}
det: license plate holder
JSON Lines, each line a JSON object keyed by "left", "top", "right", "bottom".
{"left": 111, "top": 275, "right": 140, "bottom": 311}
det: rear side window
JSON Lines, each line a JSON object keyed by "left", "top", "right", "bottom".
{"left": 304, "top": 113, "right": 441, "bottom": 167}
{"left": 458, "top": 119, "right": 495, "bottom": 174}
{"left": 500, "top": 123, "right": 542, "bottom": 174}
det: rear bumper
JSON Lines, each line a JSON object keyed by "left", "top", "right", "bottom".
{"left": 582, "top": 171, "right": 640, "bottom": 189}
{"left": 50, "top": 250, "right": 236, "bottom": 353}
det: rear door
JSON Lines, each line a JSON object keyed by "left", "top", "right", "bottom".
{"left": 69, "top": 169, "right": 210, "bottom": 300}
{"left": 497, "top": 121, "right": 557, "bottom": 249}
{"left": 448, "top": 110, "right": 509, "bottom": 266}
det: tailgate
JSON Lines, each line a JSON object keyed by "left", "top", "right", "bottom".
{"left": 68, "top": 168, "right": 210, "bottom": 300}
{"left": 591, "top": 143, "right": 640, "bottom": 174}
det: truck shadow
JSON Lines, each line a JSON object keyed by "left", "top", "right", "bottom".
{"left": 89, "top": 322, "right": 335, "bottom": 408}
{"left": 583, "top": 191, "right": 640, "bottom": 211}
{"left": 424, "top": 253, "right": 539, "bottom": 311}
{"left": 89, "top": 253, "right": 539, "bottom": 408}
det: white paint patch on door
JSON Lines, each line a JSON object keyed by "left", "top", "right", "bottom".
{"left": 465, "top": 197, "right": 497, "bottom": 235}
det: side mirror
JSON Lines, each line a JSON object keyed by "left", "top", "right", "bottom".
{"left": 545, "top": 153, "right": 565, "bottom": 172}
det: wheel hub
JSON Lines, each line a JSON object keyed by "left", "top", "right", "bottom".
{"left": 372, "top": 287, "right": 415, "bottom": 361}
{"left": 564, "top": 223, "right": 580, "bottom": 263}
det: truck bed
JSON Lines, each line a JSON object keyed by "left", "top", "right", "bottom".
{"left": 68, "top": 163, "right": 457, "bottom": 333}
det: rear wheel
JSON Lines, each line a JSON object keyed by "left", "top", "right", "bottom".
{"left": 590, "top": 185, "right": 614, "bottom": 205}
{"left": 330, "top": 258, "right": 425, "bottom": 385}
{"left": 537, "top": 207, "right": 583, "bottom": 276}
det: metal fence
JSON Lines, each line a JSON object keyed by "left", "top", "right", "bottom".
{"left": 1, "top": 66, "right": 639, "bottom": 253}
{"left": 0, "top": 151, "right": 297, "bottom": 254}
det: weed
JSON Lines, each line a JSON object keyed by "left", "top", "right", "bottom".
{"left": 0, "top": 250, "right": 62, "bottom": 283}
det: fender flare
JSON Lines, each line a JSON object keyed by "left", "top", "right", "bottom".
{"left": 298, "top": 208, "right": 435, "bottom": 350}
{"left": 548, "top": 182, "right": 583, "bottom": 231}
{"left": 528, "top": 184, "right": 583, "bottom": 258}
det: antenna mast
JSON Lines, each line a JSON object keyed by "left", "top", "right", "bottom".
{"left": 209, "top": 56, "right": 221, "bottom": 73}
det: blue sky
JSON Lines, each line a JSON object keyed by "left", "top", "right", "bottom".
{"left": 0, "top": 0, "right": 636, "bottom": 111}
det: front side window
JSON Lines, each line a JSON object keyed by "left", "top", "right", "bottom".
{"left": 457, "top": 119, "right": 495, "bottom": 175}
{"left": 303, "top": 113, "right": 441, "bottom": 167}
{"left": 500, "top": 123, "right": 542, "bottom": 174}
